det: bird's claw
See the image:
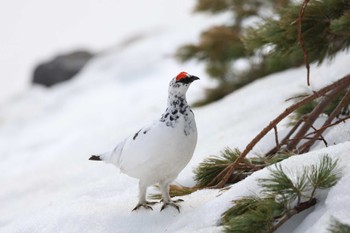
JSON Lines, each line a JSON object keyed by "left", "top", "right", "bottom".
{"left": 132, "top": 203, "right": 154, "bottom": 211}
{"left": 133, "top": 200, "right": 183, "bottom": 212}
{"left": 160, "top": 202, "right": 181, "bottom": 213}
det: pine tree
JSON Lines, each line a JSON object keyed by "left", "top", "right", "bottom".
{"left": 177, "top": 0, "right": 350, "bottom": 105}
{"left": 176, "top": 0, "right": 291, "bottom": 105}
{"left": 243, "top": 0, "right": 350, "bottom": 66}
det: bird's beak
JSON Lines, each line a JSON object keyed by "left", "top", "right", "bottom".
{"left": 190, "top": 75, "right": 200, "bottom": 82}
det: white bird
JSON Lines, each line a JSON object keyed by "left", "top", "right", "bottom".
{"left": 89, "top": 72, "right": 199, "bottom": 212}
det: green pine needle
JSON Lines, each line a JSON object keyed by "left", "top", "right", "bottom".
{"left": 194, "top": 148, "right": 292, "bottom": 188}
{"left": 194, "top": 148, "right": 241, "bottom": 187}
{"left": 259, "top": 164, "right": 308, "bottom": 204}
{"left": 221, "top": 154, "right": 342, "bottom": 233}
{"left": 222, "top": 196, "right": 261, "bottom": 224}
{"left": 222, "top": 197, "right": 285, "bottom": 233}
{"left": 308, "top": 155, "right": 341, "bottom": 196}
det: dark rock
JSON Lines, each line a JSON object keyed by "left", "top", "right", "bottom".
{"left": 32, "top": 50, "right": 93, "bottom": 87}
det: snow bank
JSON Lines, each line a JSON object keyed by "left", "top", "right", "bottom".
{"left": 1, "top": 3, "right": 350, "bottom": 231}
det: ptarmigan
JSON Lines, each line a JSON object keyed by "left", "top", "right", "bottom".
{"left": 89, "top": 72, "right": 199, "bottom": 212}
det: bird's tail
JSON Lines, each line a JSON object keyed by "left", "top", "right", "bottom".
{"left": 89, "top": 155, "right": 102, "bottom": 161}
{"left": 89, "top": 149, "right": 121, "bottom": 166}
{"left": 89, "top": 139, "right": 125, "bottom": 165}
{"left": 89, "top": 151, "right": 113, "bottom": 163}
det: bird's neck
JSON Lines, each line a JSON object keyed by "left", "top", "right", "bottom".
{"left": 160, "top": 92, "right": 192, "bottom": 126}
{"left": 167, "top": 92, "right": 188, "bottom": 112}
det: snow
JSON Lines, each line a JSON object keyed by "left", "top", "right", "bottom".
{"left": 327, "top": 170, "right": 350, "bottom": 226}
{"left": 1, "top": 1, "right": 350, "bottom": 232}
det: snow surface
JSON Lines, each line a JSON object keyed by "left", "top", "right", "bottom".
{"left": 1, "top": 45, "right": 349, "bottom": 232}
{"left": 1, "top": 2, "right": 350, "bottom": 232}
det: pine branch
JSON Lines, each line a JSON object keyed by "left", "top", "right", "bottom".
{"left": 221, "top": 155, "right": 341, "bottom": 233}
{"left": 303, "top": 115, "right": 350, "bottom": 138}
{"left": 259, "top": 164, "right": 308, "bottom": 205}
{"left": 266, "top": 198, "right": 317, "bottom": 233}
{"left": 308, "top": 155, "right": 340, "bottom": 198}
{"left": 299, "top": 88, "right": 350, "bottom": 153}
{"left": 194, "top": 148, "right": 242, "bottom": 187}
{"left": 195, "top": 148, "right": 291, "bottom": 188}
{"left": 210, "top": 74, "right": 350, "bottom": 188}
{"left": 222, "top": 196, "right": 270, "bottom": 224}
{"left": 268, "top": 76, "right": 350, "bottom": 156}
{"left": 286, "top": 84, "right": 344, "bottom": 151}
{"left": 223, "top": 197, "right": 285, "bottom": 233}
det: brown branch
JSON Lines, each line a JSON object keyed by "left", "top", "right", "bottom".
{"left": 285, "top": 94, "right": 310, "bottom": 102}
{"left": 303, "top": 137, "right": 324, "bottom": 140}
{"left": 298, "top": 0, "right": 311, "bottom": 86}
{"left": 299, "top": 88, "right": 350, "bottom": 153}
{"left": 208, "top": 75, "right": 350, "bottom": 188}
{"left": 286, "top": 85, "right": 344, "bottom": 151}
{"left": 267, "top": 198, "right": 317, "bottom": 233}
{"left": 304, "top": 115, "right": 350, "bottom": 138}
{"left": 267, "top": 118, "right": 305, "bottom": 155}
{"left": 273, "top": 126, "right": 280, "bottom": 152}
{"left": 309, "top": 124, "right": 328, "bottom": 147}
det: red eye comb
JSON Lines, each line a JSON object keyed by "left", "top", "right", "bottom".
{"left": 176, "top": 72, "right": 189, "bottom": 81}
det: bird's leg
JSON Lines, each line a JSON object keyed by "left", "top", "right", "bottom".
{"left": 159, "top": 181, "right": 181, "bottom": 212}
{"left": 132, "top": 181, "right": 154, "bottom": 211}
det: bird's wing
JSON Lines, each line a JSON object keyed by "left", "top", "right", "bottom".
{"left": 102, "top": 121, "right": 158, "bottom": 167}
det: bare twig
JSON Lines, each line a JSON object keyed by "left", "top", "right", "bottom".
{"left": 285, "top": 94, "right": 310, "bottom": 102}
{"left": 298, "top": 0, "right": 311, "bottom": 86}
{"left": 304, "top": 115, "right": 350, "bottom": 138}
{"left": 303, "top": 137, "right": 325, "bottom": 141}
{"left": 286, "top": 85, "right": 344, "bottom": 151}
{"left": 299, "top": 88, "right": 350, "bottom": 153}
{"left": 267, "top": 118, "right": 304, "bottom": 155}
{"left": 309, "top": 124, "right": 328, "bottom": 147}
{"left": 273, "top": 126, "right": 280, "bottom": 152}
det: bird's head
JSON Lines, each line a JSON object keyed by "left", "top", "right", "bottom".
{"left": 175, "top": 72, "right": 200, "bottom": 84}
{"left": 169, "top": 72, "right": 199, "bottom": 95}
